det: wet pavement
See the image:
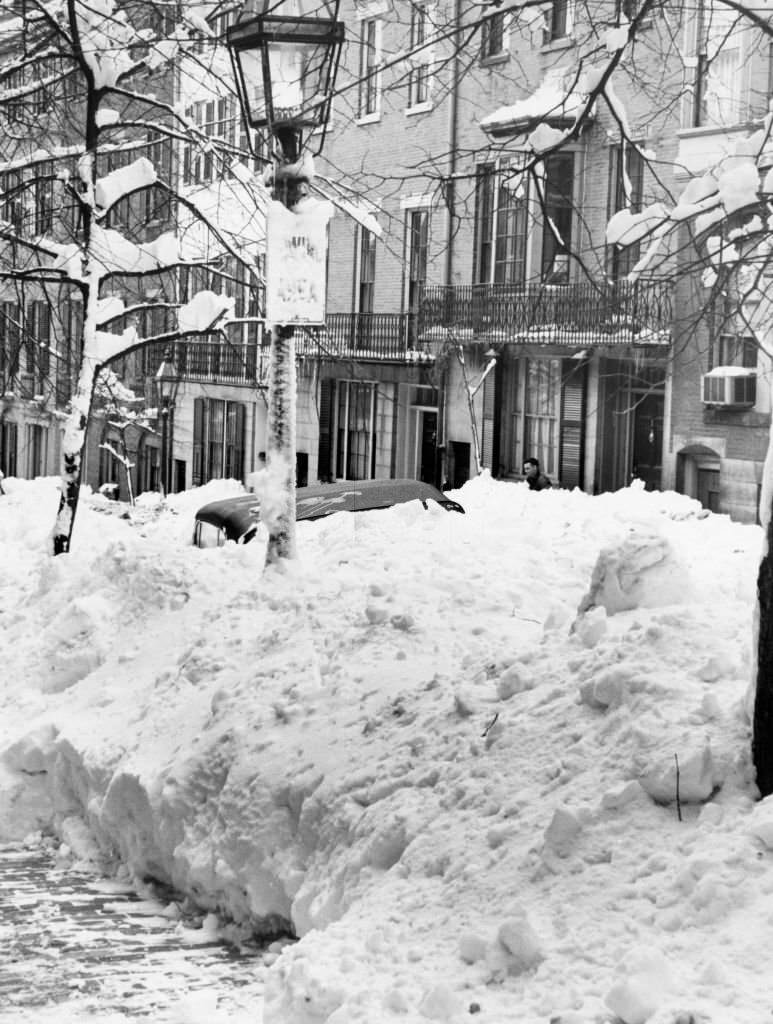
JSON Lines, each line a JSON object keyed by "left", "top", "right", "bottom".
{"left": 0, "top": 845, "right": 269, "bottom": 1022}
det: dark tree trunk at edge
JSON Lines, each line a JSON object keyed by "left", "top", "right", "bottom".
{"left": 754, "top": 515, "right": 773, "bottom": 796}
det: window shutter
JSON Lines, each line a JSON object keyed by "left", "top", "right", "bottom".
{"left": 559, "top": 360, "right": 586, "bottom": 489}
{"left": 317, "top": 378, "right": 335, "bottom": 482}
{"left": 192, "top": 397, "right": 207, "bottom": 486}
{"left": 481, "top": 368, "right": 496, "bottom": 470}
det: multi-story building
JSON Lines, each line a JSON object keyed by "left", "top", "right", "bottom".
{"left": 301, "top": 0, "right": 772, "bottom": 519}
{"left": 0, "top": 1, "right": 271, "bottom": 503}
{"left": 301, "top": 0, "right": 677, "bottom": 494}
{"left": 2, "top": 0, "right": 772, "bottom": 524}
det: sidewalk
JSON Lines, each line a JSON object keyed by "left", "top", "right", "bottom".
{"left": 0, "top": 845, "right": 269, "bottom": 1022}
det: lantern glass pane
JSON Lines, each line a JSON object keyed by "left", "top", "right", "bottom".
{"left": 267, "top": 39, "right": 329, "bottom": 125}
{"left": 239, "top": 46, "right": 268, "bottom": 124}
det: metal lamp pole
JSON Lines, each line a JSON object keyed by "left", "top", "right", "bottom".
{"left": 227, "top": 0, "right": 344, "bottom": 565}
{"left": 155, "top": 347, "right": 179, "bottom": 497}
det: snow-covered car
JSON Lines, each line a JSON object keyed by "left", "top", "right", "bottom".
{"left": 192, "top": 478, "right": 465, "bottom": 548}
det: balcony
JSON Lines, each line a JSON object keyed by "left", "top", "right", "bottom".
{"left": 138, "top": 340, "right": 265, "bottom": 388}
{"left": 418, "top": 279, "right": 673, "bottom": 348}
{"left": 296, "top": 312, "right": 432, "bottom": 362}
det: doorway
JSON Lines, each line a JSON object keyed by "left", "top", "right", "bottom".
{"left": 631, "top": 393, "right": 664, "bottom": 490}
{"left": 414, "top": 408, "right": 438, "bottom": 484}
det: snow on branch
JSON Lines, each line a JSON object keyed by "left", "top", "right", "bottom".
{"left": 90, "top": 224, "right": 179, "bottom": 275}
{"left": 178, "top": 290, "right": 235, "bottom": 333}
{"left": 95, "top": 157, "right": 157, "bottom": 212}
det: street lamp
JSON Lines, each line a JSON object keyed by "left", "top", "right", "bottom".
{"left": 227, "top": 0, "right": 344, "bottom": 163}
{"left": 155, "top": 347, "right": 179, "bottom": 496}
{"left": 227, "top": 0, "right": 343, "bottom": 564}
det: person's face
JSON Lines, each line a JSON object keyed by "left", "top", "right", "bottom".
{"left": 523, "top": 462, "right": 537, "bottom": 478}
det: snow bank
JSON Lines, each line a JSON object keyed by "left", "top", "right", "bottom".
{"left": 0, "top": 475, "right": 769, "bottom": 1023}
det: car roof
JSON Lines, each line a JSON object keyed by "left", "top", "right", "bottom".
{"left": 195, "top": 479, "right": 464, "bottom": 541}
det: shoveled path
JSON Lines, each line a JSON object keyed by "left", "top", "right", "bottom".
{"left": 0, "top": 844, "right": 268, "bottom": 1022}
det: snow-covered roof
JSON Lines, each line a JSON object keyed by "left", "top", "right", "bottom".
{"left": 480, "top": 68, "right": 590, "bottom": 138}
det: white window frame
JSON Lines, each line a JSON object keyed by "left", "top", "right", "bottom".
{"left": 333, "top": 379, "right": 378, "bottom": 480}
{"left": 510, "top": 357, "right": 561, "bottom": 478}
{"left": 683, "top": 0, "right": 750, "bottom": 129}
{"left": 406, "top": 3, "right": 435, "bottom": 114}
{"left": 480, "top": 7, "right": 510, "bottom": 62}
{"left": 357, "top": 17, "right": 382, "bottom": 123}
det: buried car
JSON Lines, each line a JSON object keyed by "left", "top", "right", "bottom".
{"left": 192, "top": 478, "right": 465, "bottom": 548}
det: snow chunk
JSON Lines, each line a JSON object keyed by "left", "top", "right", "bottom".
{"left": 96, "top": 157, "right": 157, "bottom": 210}
{"left": 638, "top": 744, "right": 717, "bottom": 804}
{"left": 543, "top": 804, "right": 583, "bottom": 856}
{"left": 605, "top": 946, "right": 677, "bottom": 1024}
{"left": 748, "top": 795, "right": 773, "bottom": 849}
{"left": 496, "top": 908, "right": 545, "bottom": 973}
{"left": 575, "top": 531, "right": 689, "bottom": 618}
{"left": 529, "top": 123, "right": 568, "bottom": 153}
{"left": 95, "top": 107, "right": 120, "bottom": 127}
{"left": 418, "top": 984, "right": 465, "bottom": 1020}
{"left": 605, "top": 22, "right": 629, "bottom": 52}
{"left": 178, "top": 290, "right": 235, "bottom": 333}
{"left": 717, "top": 160, "right": 760, "bottom": 214}
{"left": 607, "top": 203, "right": 668, "bottom": 247}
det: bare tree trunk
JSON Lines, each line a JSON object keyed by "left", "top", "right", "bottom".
{"left": 754, "top": 508, "right": 773, "bottom": 796}
{"left": 265, "top": 323, "right": 297, "bottom": 565}
{"left": 51, "top": 355, "right": 99, "bottom": 554}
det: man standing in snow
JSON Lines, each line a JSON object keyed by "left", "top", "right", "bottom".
{"left": 523, "top": 458, "right": 552, "bottom": 491}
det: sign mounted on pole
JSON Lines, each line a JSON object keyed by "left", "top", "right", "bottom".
{"left": 266, "top": 198, "right": 334, "bottom": 325}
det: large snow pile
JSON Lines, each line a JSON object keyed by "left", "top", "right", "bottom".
{"left": 1, "top": 473, "right": 770, "bottom": 1023}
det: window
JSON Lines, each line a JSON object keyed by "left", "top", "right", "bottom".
{"left": 693, "top": 0, "right": 745, "bottom": 127}
{"left": 358, "top": 227, "right": 377, "bottom": 313}
{"left": 408, "top": 5, "right": 431, "bottom": 107}
{"left": 34, "top": 163, "right": 54, "bottom": 236}
{"left": 28, "top": 301, "right": 51, "bottom": 393}
{"left": 481, "top": 10, "right": 505, "bottom": 59}
{"left": 474, "top": 163, "right": 528, "bottom": 285}
{"left": 1, "top": 420, "right": 18, "bottom": 477}
{"left": 541, "top": 152, "right": 574, "bottom": 283}
{"left": 546, "top": 0, "right": 571, "bottom": 41}
{"left": 358, "top": 18, "right": 380, "bottom": 117}
{"left": 513, "top": 358, "right": 560, "bottom": 477}
{"left": 1, "top": 170, "right": 25, "bottom": 234}
{"left": 25, "top": 423, "right": 48, "bottom": 478}
{"left": 336, "top": 381, "right": 376, "bottom": 480}
{"left": 616, "top": 0, "right": 639, "bottom": 21}
{"left": 716, "top": 333, "right": 757, "bottom": 369}
{"left": 405, "top": 208, "right": 429, "bottom": 344}
{"left": 0, "top": 302, "right": 21, "bottom": 384}
{"left": 607, "top": 144, "right": 644, "bottom": 278}
{"left": 192, "top": 397, "right": 246, "bottom": 485}
{"left": 184, "top": 99, "right": 232, "bottom": 185}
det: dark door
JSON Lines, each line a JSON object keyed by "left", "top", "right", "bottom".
{"left": 631, "top": 393, "right": 664, "bottom": 490}
{"left": 419, "top": 411, "right": 437, "bottom": 484}
{"left": 697, "top": 467, "right": 720, "bottom": 512}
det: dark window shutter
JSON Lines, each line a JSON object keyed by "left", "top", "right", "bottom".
{"left": 317, "top": 378, "right": 334, "bottom": 482}
{"left": 559, "top": 360, "right": 586, "bottom": 489}
{"left": 192, "top": 397, "right": 206, "bottom": 486}
{"left": 481, "top": 369, "right": 496, "bottom": 470}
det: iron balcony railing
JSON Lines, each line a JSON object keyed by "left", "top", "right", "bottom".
{"left": 418, "top": 279, "right": 673, "bottom": 347}
{"left": 136, "top": 339, "right": 265, "bottom": 389}
{"left": 297, "top": 312, "right": 431, "bottom": 361}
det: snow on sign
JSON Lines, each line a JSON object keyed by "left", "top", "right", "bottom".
{"left": 266, "top": 198, "right": 334, "bottom": 325}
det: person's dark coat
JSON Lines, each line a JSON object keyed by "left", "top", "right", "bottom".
{"left": 527, "top": 472, "right": 552, "bottom": 491}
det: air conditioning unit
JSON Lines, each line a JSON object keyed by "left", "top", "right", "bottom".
{"left": 701, "top": 367, "right": 756, "bottom": 408}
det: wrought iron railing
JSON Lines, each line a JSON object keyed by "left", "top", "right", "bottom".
{"left": 136, "top": 339, "right": 265, "bottom": 389}
{"left": 418, "top": 279, "right": 673, "bottom": 346}
{"left": 296, "top": 312, "right": 430, "bottom": 361}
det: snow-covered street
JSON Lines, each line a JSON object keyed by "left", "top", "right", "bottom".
{"left": 3, "top": 474, "right": 773, "bottom": 1023}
